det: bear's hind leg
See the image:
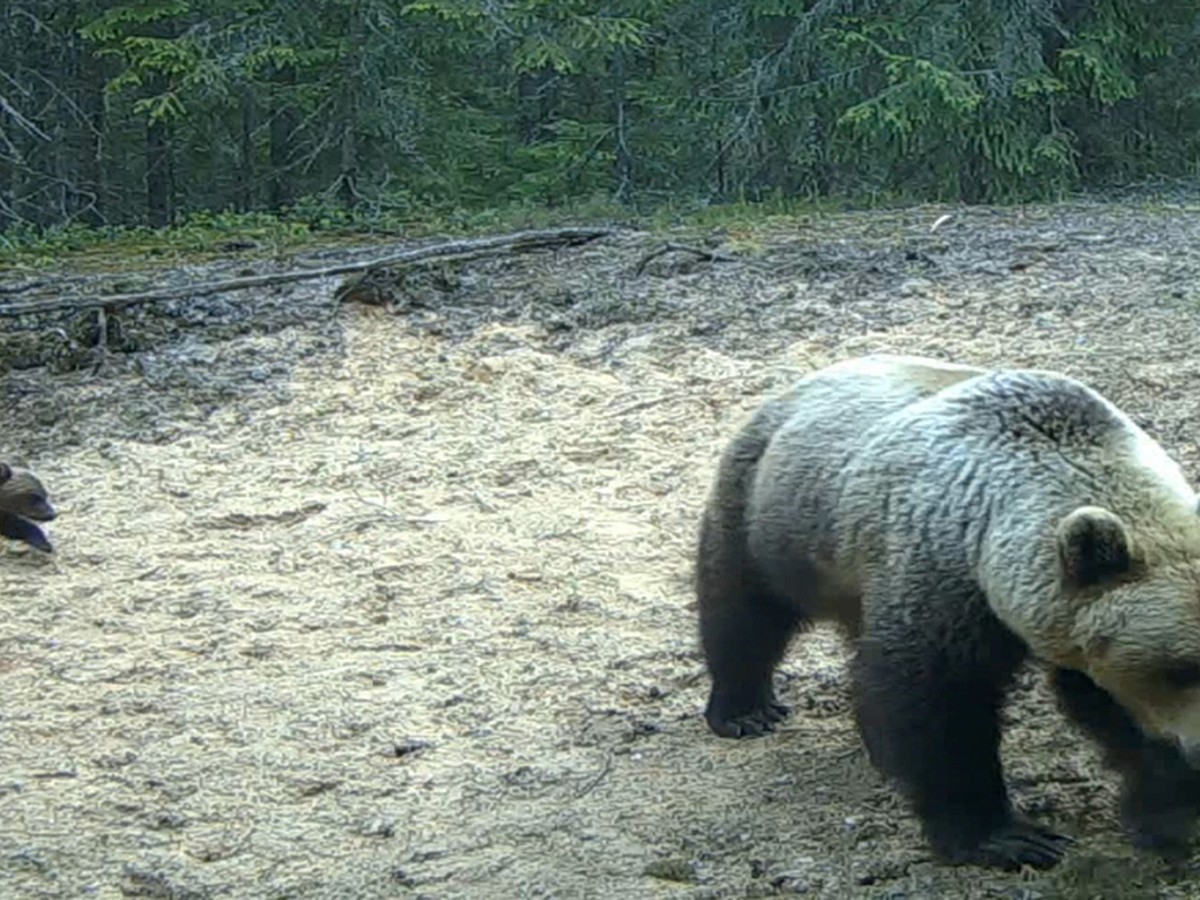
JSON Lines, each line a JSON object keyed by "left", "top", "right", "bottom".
{"left": 1052, "top": 667, "right": 1200, "bottom": 859}
{"left": 697, "top": 517, "right": 804, "bottom": 739}
{"left": 700, "top": 593, "right": 801, "bottom": 739}
{"left": 853, "top": 630, "right": 1073, "bottom": 870}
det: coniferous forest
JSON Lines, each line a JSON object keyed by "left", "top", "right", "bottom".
{"left": 4, "top": 0, "right": 1200, "bottom": 239}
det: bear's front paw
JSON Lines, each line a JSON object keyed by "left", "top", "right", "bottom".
{"left": 934, "top": 817, "right": 1074, "bottom": 871}
{"left": 704, "top": 699, "right": 791, "bottom": 738}
{"left": 1121, "top": 798, "right": 1198, "bottom": 860}
{"left": 1120, "top": 755, "right": 1200, "bottom": 860}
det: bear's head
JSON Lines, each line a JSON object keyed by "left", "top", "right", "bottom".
{"left": 0, "top": 463, "right": 56, "bottom": 553}
{"left": 1060, "top": 505, "right": 1200, "bottom": 756}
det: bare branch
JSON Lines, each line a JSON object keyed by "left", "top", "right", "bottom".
{"left": 0, "top": 227, "right": 622, "bottom": 318}
{"left": 0, "top": 91, "right": 51, "bottom": 141}
{"left": 634, "top": 242, "right": 739, "bottom": 276}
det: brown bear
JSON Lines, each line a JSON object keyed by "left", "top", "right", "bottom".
{"left": 0, "top": 462, "right": 57, "bottom": 552}
{"left": 696, "top": 353, "right": 1200, "bottom": 870}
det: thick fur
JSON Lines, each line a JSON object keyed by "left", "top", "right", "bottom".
{"left": 0, "top": 463, "right": 56, "bottom": 552}
{"left": 697, "top": 354, "right": 1200, "bottom": 870}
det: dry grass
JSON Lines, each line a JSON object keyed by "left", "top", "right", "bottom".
{"left": 4, "top": 199, "right": 1200, "bottom": 897}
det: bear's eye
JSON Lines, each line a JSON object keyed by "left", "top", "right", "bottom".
{"left": 1161, "top": 661, "right": 1200, "bottom": 690}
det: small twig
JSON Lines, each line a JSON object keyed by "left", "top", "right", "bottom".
{"left": 930, "top": 213, "right": 954, "bottom": 233}
{"left": 89, "top": 304, "right": 110, "bottom": 375}
{"left": 634, "top": 242, "right": 739, "bottom": 276}
{"left": 575, "top": 755, "right": 613, "bottom": 798}
{"left": 350, "top": 494, "right": 443, "bottom": 526}
{"left": 96, "top": 305, "right": 107, "bottom": 351}
{"left": 604, "top": 393, "right": 685, "bottom": 419}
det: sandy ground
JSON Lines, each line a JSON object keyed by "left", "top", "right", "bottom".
{"left": 5, "top": 200, "right": 1200, "bottom": 898}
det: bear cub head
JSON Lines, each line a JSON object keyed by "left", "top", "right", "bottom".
{"left": 0, "top": 462, "right": 57, "bottom": 553}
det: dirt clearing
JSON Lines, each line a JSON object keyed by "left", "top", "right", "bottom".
{"left": 4, "top": 199, "right": 1200, "bottom": 898}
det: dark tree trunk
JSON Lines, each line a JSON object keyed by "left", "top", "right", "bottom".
{"left": 710, "top": 18, "right": 728, "bottom": 198}
{"left": 338, "top": 121, "right": 358, "bottom": 208}
{"left": 517, "top": 69, "right": 557, "bottom": 145}
{"left": 76, "top": 36, "right": 106, "bottom": 225}
{"left": 142, "top": 13, "right": 177, "bottom": 228}
{"left": 268, "top": 66, "right": 298, "bottom": 210}
{"left": 145, "top": 117, "right": 174, "bottom": 227}
{"left": 611, "top": 46, "right": 632, "bottom": 206}
{"left": 337, "top": 3, "right": 364, "bottom": 208}
{"left": 237, "top": 86, "right": 256, "bottom": 212}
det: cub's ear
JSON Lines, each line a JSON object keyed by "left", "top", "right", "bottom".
{"left": 0, "top": 463, "right": 10, "bottom": 484}
{"left": 1056, "top": 506, "right": 1132, "bottom": 588}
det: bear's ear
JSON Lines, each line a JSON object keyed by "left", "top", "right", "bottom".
{"left": 1056, "top": 506, "right": 1132, "bottom": 588}
{"left": 0, "top": 463, "right": 10, "bottom": 484}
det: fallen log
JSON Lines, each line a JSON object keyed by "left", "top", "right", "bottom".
{"left": 0, "top": 226, "right": 621, "bottom": 318}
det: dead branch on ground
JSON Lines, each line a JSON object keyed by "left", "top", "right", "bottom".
{"left": 0, "top": 226, "right": 621, "bottom": 318}
{"left": 634, "top": 242, "right": 739, "bottom": 276}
